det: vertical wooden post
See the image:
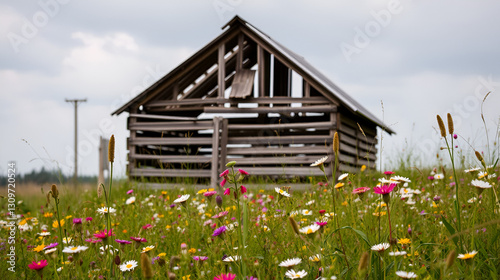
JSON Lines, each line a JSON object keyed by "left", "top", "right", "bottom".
{"left": 218, "top": 44, "right": 225, "bottom": 99}
{"left": 257, "top": 45, "right": 270, "bottom": 98}
{"left": 303, "top": 80, "right": 310, "bottom": 98}
{"left": 236, "top": 34, "right": 244, "bottom": 71}
{"left": 211, "top": 117, "right": 221, "bottom": 188}
{"left": 219, "top": 118, "right": 228, "bottom": 173}
{"left": 128, "top": 107, "right": 138, "bottom": 177}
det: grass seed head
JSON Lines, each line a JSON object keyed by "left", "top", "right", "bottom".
{"left": 140, "top": 252, "right": 154, "bottom": 278}
{"left": 447, "top": 113, "right": 454, "bottom": 135}
{"left": 108, "top": 135, "right": 115, "bottom": 163}
{"left": 288, "top": 216, "right": 300, "bottom": 235}
{"left": 445, "top": 249, "right": 457, "bottom": 270}
{"left": 436, "top": 115, "right": 446, "bottom": 137}
{"left": 358, "top": 251, "right": 370, "bottom": 277}
{"left": 333, "top": 132, "right": 340, "bottom": 154}
{"left": 50, "top": 184, "right": 59, "bottom": 199}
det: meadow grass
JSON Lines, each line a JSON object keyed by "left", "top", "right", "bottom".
{"left": 2, "top": 117, "right": 500, "bottom": 279}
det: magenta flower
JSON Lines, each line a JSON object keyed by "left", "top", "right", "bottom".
{"left": 28, "top": 259, "right": 48, "bottom": 271}
{"left": 115, "top": 239, "right": 132, "bottom": 244}
{"left": 126, "top": 189, "right": 134, "bottom": 195}
{"left": 315, "top": 221, "right": 328, "bottom": 227}
{"left": 204, "top": 190, "right": 217, "bottom": 197}
{"left": 453, "top": 134, "right": 458, "bottom": 139}
{"left": 373, "top": 183, "right": 396, "bottom": 195}
{"left": 238, "top": 169, "right": 249, "bottom": 175}
{"left": 130, "top": 237, "right": 147, "bottom": 243}
{"left": 428, "top": 176, "right": 434, "bottom": 180}
{"left": 214, "top": 273, "right": 236, "bottom": 280}
{"left": 212, "top": 225, "right": 227, "bottom": 237}
{"left": 220, "top": 169, "right": 229, "bottom": 177}
{"left": 73, "top": 218, "right": 82, "bottom": 224}
{"left": 94, "top": 229, "right": 114, "bottom": 239}
{"left": 240, "top": 185, "right": 247, "bottom": 194}
{"left": 85, "top": 238, "right": 102, "bottom": 243}
{"left": 224, "top": 188, "right": 231, "bottom": 196}
{"left": 384, "top": 171, "right": 395, "bottom": 175}
{"left": 352, "top": 187, "right": 371, "bottom": 194}
{"left": 220, "top": 178, "right": 227, "bottom": 187}
{"left": 193, "top": 256, "right": 208, "bottom": 261}
{"left": 85, "top": 217, "right": 93, "bottom": 222}
{"left": 142, "top": 224, "right": 153, "bottom": 230}
{"left": 44, "top": 242, "right": 58, "bottom": 250}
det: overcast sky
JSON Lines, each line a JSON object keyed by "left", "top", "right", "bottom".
{"left": 1, "top": 0, "right": 499, "bottom": 178}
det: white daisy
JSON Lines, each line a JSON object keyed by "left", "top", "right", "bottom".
{"left": 125, "top": 196, "right": 136, "bottom": 205}
{"left": 389, "top": 251, "right": 407, "bottom": 256}
{"left": 477, "top": 171, "right": 488, "bottom": 179}
{"left": 378, "top": 178, "right": 393, "bottom": 184}
{"left": 434, "top": 174, "right": 444, "bottom": 180}
{"left": 44, "top": 247, "right": 57, "bottom": 254}
{"left": 37, "top": 232, "right": 51, "bottom": 237}
{"left": 279, "top": 257, "right": 302, "bottom": 267}
{"left": 470, "top": 179, "right": 491, "bottom": 189}
{"left": 338, "top": 173, "right": 349, "bottom": 181}
{"left": 457, "top": 250, "right": 478, "bottom": 260}
{"left": 371, "top": 243, "right": 390, "bottom": 252}
{"left": 119, "top": 260, "right": 138, "bottom": 272}
{"left": 299, "top": 224, "right": 321, "bottom": 235}
{"left": 222, "top": 255, "right": 240, "bottom": 262}
{"left": 63, "top": 237, "right": 72, "bottom": 244}
{"left": 285, "top": 269, "right": 308, "bottom": 279}
{"left": 395, "top": 271, "right": 417, "bottom": 278}
{"left": 62, "top": 246, "right": 88, "bottom": 253}
{"left": 100, "top": 245, "right": 119, "bottom": 255}
{"left": 306, "top": 200, "right": 315, "bottom": 206}
{"left": 301, "top": 209, "right": 313, "bottom": 216}
{"left": 391, "top": 175, "right": 411, "bottom": 183}
{"left": 311, "top": 156, "right": 328, "bottom": 167}
{"left": 309, "top": 254, "right": 321, "bottom": 262}
{"left": 464, "top": 167, "right": 481, "bottom": 173}
{"left": 275, "top": 187, "right": 291, "bottom": 197}
{"left": 96, "top": 207, "right": 116, "bottom": 214}
{"left": 173, "top": 194, "right": 191, "bottom": 204}
{"left": 141, "top": 245, "right": 155, "bottom": 253}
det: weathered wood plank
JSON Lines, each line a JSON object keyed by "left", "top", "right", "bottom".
{"left": 227, "top": 121, "right": 334, "bottom": 131}
{"left": 133, "top": 154, "right": 211, "bottom": 163}
{"left": 146, "top": 96, "right": 329, "bottom": 107}
{"left": 129, "top": 113, "right": 198, "bottom": 121}
{"left": 257, "top": 45, "right": 270, "bottom": 98}
{"left": 130, "top": 121, "right": 213, "bottom": 132}
{"left": 203, "top": 105, "right": 336, "bottom": 114}
{"left": 130, "top": 137, "right": 212, "bottom": 146}
{"left": 229, "top": 69, "right": 256, "bottom": 98}
{"left": 211, "top": 117, "right": 221, "bottom": 188}
{"left": 226, "top": 145, "right": 330, "bottom": 156}
{"left": 218, "top": 44, "right": 225, "bottom": 98}
{"left": 231, "top": 166, "right": 325, "bottom": 176}
{"left": 130, "top": 168, "right": 211, "bottom": 177}
{"left": 227, "top": 135, "right": 331, "bottom": 145}
{"left": 219, "top": 119, "right": 228, "bottom": 173}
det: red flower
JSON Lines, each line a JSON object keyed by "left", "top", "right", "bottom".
{"left": 28, "top": 259, "right": 48, "bottom": 270}
{"left": 224, "top": 188, "right": 231, "bottom": 196}
{"left": 238, "top": 169, "right": 249, "bottom": 175}
{"left": 219, "top": 169, "right": 229, "bottom": 177}
{"left": 220, "top": 178, "right": 227, "bottom": 187}
{"left": 240, "top": 185, "right": 247, "bottom": 194}
{"left": 214, "top": 273, "right": 236, "bottom": 280}
{"left": 94, "top": 229, "right": 114, "bottom": 239}
{"left": 373, "top": 183, "right": 396, "bottom": 195}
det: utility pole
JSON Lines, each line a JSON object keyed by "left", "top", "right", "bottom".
{"left": 65, "top": 98, "right": 87, "bottom": 185}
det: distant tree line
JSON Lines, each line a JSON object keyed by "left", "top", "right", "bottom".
{"left": 0, "top": 167, "right": 97, "bottom": 186}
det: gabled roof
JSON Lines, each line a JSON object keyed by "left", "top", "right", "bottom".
{"left": 112, "top": 16, "right": 394, "bottom": 134}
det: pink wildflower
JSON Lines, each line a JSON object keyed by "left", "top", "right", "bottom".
{"left": 214, "top": 273, "right": 236, "bottom": 280}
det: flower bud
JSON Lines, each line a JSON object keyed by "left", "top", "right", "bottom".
{"left": 226, "top": 161, "right": 237, "bottom": 167}
{"left": 108, "top": 134, "right": 115, "bottom": 163}
{"left": 216, "top": 195, "right": 223, "bottom": 208}
{"left": 51, "top": 184, "right": 59, "bottom": 199}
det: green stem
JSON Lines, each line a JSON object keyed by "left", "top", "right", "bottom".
{"left": 444, "top": 136, "right": 463, "bottom": 250}
{"left": 54, "top": 199, "right": 64, "bottom": 264}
